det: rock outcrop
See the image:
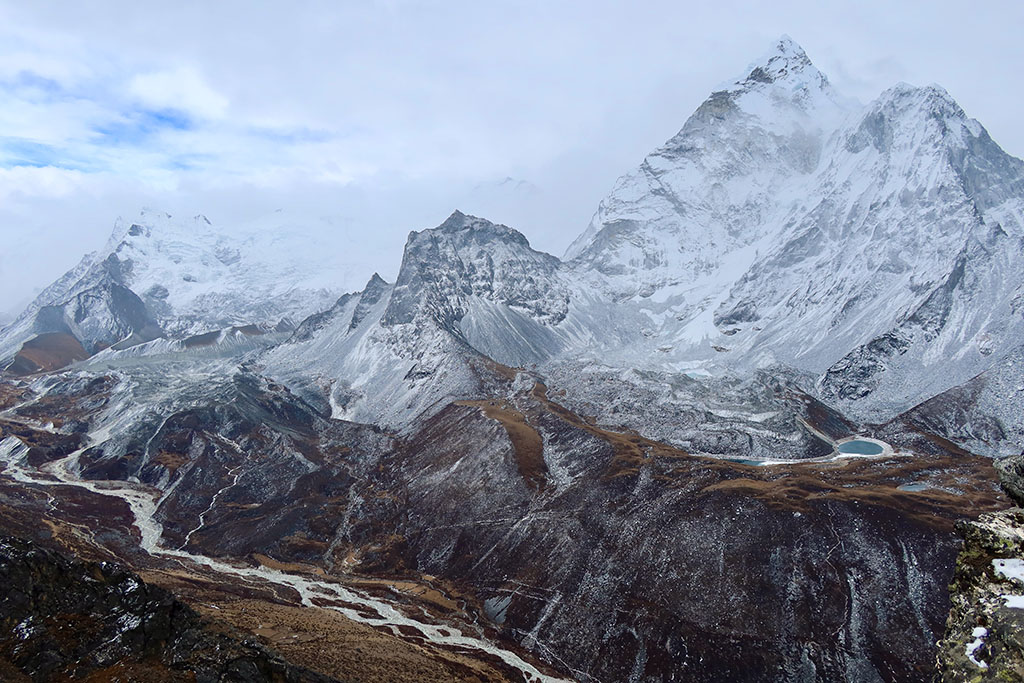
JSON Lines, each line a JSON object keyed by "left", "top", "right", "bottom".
{"left": 0, "top": 536, "right": 337, "bottom": 682}
{"left": 937, "top": 454, "right": 1024, "bottom": 681}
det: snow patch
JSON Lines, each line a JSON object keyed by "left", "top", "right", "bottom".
{"left": 965, "top": 626, "right": 988, "bottom": 669}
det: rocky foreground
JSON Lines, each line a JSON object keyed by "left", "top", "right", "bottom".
{"left": 0, "top": 530, "right": 530, "bottom": 683}
{"left": 0, "top": 536, "right": 335, "bottom": 682}
{"left": 937, "top": 455, "right": 1024, "bottom": 681}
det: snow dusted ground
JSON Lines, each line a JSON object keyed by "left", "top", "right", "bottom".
{"left": 993, "top": 558, "right": 1024, "bottom": 609}
{"left": 966, "top": 626, "right": 989, "bottom": 669}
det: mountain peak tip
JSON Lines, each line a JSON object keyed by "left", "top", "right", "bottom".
{"left": 741, "top": 35, "right": 819, "bottom": 87}
{"left": 422, "top": 210, "right": 532, "bottom": 247}
{"left": 774, "top": 34, "right": 805, "bottom": 57}
{"left": 439, "top": 209, "right": 491, "bottom": 230}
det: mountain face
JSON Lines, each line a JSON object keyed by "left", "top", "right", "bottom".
{"left": 563, "top": 37, "right": 1024, "bottom": 438}
{"left": 0, "top": 210, "right": 343, "bottom": 373}
{"left": 263, "top": 210, "right": 565, "bottom": 431}
{"left": 566, "top": 36, "right": 851, "bottom": 290}
{"left": 262, "top": 36, "right": 1024, "bottom": 454}
{"left": 0, "top": 247, "right": 163, "bottom": 365}
{"left": 2, "top": 36, "right": 1023, "bottom": 683}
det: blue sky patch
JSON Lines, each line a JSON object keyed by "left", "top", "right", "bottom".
{"left": 166, "top": 152, "right": 213, "bottom": 171}
{"left": 0, "top": 137, "right": 105, "bottom": 172}
{"left": 0, "top": 138, "right": 63, "bottom": 168}
{"left": 0, "top": 71, "right": 68, "bottom": 102}
{"left": 93, "top": 107, "right": 193, "bottom": 145}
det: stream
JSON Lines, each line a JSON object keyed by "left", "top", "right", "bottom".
{"left": 0, "top": 435, "right": 570, "bottom": 683}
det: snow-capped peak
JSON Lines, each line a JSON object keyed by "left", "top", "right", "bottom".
{"left": 0, "top": 208, "right": 348, "bottom": 366}
{"left": 879, "top": 82, "right": 963, "bottom": 113}
{"left": 564, "top": 39, "right": 855, "bottom": 286}
{"left": 721, "top": 35, "right": 853, "bottom": 127}
{"left": 867, "top": 82, "right": 972, "bottom": 134}
{"left": 740, "top": 35, "right": 819, "bottom": 87}
{"left": 103, "top": 209, "right": 205, "bottom": 253}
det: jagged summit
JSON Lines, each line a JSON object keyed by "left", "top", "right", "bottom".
{"left": 365, "top": 272, "right": 388, "bottom": 287}
{"left": 563, "top": 37, "right": 855, "bottom": 265}
{"left": 715, "top": 35, "right": 845, "bottom": 117}
{"left": 434, "top": 209, "right": 505, "bottom": 234}
{"left": 739, "top": 35, "right": 821, "bottom": 87}
{"left": 384, "top": 212, "right": 563, "bottom": 329}
{"left": 428, "top": 210, "right": 533, "bottom": 248}
{"left": 563, "top": 44, "right": 849, "bottom": 278}
{"left": 439, "top": 209, "right": 471, "bottom": 226}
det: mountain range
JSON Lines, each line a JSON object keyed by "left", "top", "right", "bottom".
{"left": 0, "top": 36, "right": 1021, "bottom": 682}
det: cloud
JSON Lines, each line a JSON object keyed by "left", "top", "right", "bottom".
{"left": 0, "top": 164, "right": 89, "bottom": 201}
{"left": 128, "top": 66, "right": 228, "bottom": 120}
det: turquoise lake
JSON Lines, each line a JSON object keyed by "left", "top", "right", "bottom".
{"left": 837, "top": 440, "right": 884, "bottom": 455}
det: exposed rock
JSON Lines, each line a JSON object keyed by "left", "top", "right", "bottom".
{"left": 936, "top": 510, "right": 1024, "bottom": 682}
{"left": 0, "top": 536, "right": 338, "bottom": 682}
{"left": 995, "top": 454, "right": 1024, "bottom": 507}
{"left": 6, "top": 333, "right": 90, "bottom": 376}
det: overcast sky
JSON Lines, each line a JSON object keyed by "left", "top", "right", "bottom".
{"left": 1, "top": 1, "right": 1022, "bottom": 315}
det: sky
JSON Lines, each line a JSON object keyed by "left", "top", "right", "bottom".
{"left": 1, "top": 0, "right": 1022, "bottom": 315}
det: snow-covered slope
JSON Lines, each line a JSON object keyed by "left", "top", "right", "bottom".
{"left": 565, "top": 36, "right": 854, "bottom": 294}
{"left": 0, "top": 246, "right": 162, "bottom": 363}
{"left": 896, "top": 340, "right": 1024, "bottom": 458}
{"left": 717, "top": 83, "right": 1024, "bottom": 420}
{"left": 97, "top": 209, "right": 342, "bottom": 335}
{"left": 0, "top": 209, "right": 344, "bottom": 368}
{"left": 565, "top": 36, "right": 1024, "bottom": 423}
{"left": 263, "top": 212, "right": 556, "bottom": 430}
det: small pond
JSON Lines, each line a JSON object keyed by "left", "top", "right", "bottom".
{"left": 837, "top": 439, "right": 884, "bottom": 456}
